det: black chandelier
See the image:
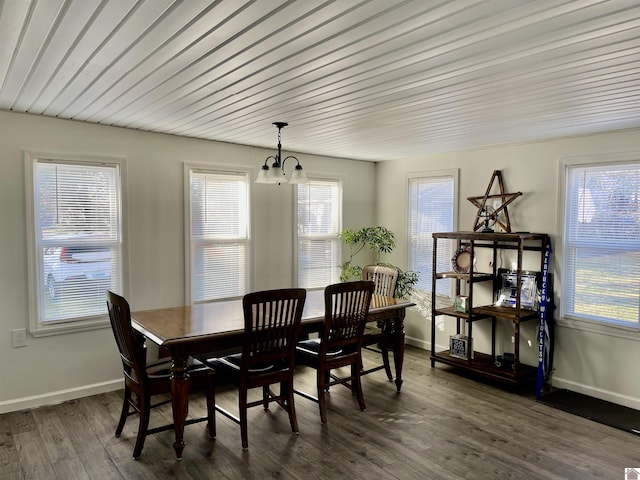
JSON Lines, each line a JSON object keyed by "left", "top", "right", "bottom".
{"left": 255, "top": 122, "right": 307, "bottom": 184}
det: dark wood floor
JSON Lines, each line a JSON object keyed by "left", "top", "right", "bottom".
{"left": 2, "top": 346, "right": 639, "bottom": 479}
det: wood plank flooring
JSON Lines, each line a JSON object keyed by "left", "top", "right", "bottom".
{"left": 2, "top": 346, "right": 639, "bottom": 479}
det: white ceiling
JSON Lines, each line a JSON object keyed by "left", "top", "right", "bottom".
{"left": 1, "top": 0, "right": 639, "bottom": 162}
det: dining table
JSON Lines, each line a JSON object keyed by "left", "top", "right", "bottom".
{"left": 131, "top": 288, "right": 415, "bottom": 459}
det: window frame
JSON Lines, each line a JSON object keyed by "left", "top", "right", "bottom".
{"left": 25, "top": 151, "right": 128, "bottom": 337}
{"left": 406, "top": 169, "right": 458, "bottom": 297}
{"left": 184, "top": 163, "right": 252, "bottom": 304}
{"left": 558, "top": 152, "right": 640, "bottom": 338}
{"left": 294, "top": 176, "right": 343, "bottom": 289}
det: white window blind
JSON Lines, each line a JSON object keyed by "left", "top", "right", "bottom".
{"left": 190, "top": 169, "right": 249, "bottom": 302}
{"left": 297, "top": 179, "right": 341, "bottom": 288}
{"left": 563, "top": 162, "right": 640, "bottom": 326}
{"left": 408, "top": 175, "right": 455, "bottom": 296}
{"left": 30, "top": 157, "right": 123, "bottom": 330}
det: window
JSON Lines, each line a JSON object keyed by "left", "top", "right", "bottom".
{"left": 25, "top": 152, "right": 125, "bottom": 336}
{"left": 296, "top": 178, "right": 342, "bottom": 288}
{"left": 188, "top": 167, "right": 250, "bottom": 302}
{"left": 408, "top": 172, "right": 456, "bottom": 296}
{"left": 562, "top": 158, "right": 640, "bottom": 327}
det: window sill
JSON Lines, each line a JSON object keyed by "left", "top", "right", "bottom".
{"left": 30, "top": 315, "right": 110, "bottom": 337}
{"left": 556, "top": 315, "right": 640, "bottom": 340}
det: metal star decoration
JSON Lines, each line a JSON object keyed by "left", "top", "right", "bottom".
{"left": 467, "top": 170, "right": 522, "bottom": 233}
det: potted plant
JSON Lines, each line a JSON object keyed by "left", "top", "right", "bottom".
{"left": 339, "top": 226, "right": 419, "bottom": 298}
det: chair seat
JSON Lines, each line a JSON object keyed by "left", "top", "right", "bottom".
{"left": 203, "top": 353, "right": 277, "bottom": 374}
{"left": 296, "top": 339, "right": 342, "bottom": 357}
{"left": 363, "top": 324, "right": 383, "bottom": 336}
{"left": 146, "top": 357, "right": 211, "bottom": 379}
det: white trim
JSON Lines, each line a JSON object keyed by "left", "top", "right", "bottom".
{"left": 184, "top": 162, "right": 252, "bottom": 303}
{"left": 556, "top": 315, "right": 640, "bottom": 339}
{"left": 405, "top": 167, "right": 460, "bottom": 230}
{"left": 293, "top": 175, "right": 343, "bottom": 288}
{"left": 557, "top": 151, "right": 640, "bottom": 334}
{"left": 405, "top": 335, "right": 430, "bottom": 351}
{"left": 405, "top": 168, "right": 459, "bottom": 293}
{"left": 0, "top": 379, "right": 123, "bottom": 414}
{"left": 24, "top": 151, "right": 128, "bottom": 337}
{"left": 550, "top": 376, "right": 640, "bottom": 411}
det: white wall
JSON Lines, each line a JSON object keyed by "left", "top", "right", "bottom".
{"left": 375, "top": 128, "right": 640, "bottom": 409}
{"left": 4, "top": 109, "right": 640, "bottom": 412}
{"left": 0, "top": 111, "right": 376, "bottom": 413}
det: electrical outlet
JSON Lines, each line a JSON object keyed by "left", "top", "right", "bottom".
{"left": 12, "top": 328, "right": 27, "bottom": 348}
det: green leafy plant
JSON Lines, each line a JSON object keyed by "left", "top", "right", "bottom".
{"left": 339, "top": 226, "right": 419, "bottom": 298}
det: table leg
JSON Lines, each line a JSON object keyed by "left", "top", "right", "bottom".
{"left": 170, "top": 351, "right": 190, "bottom": 459}
{"left": 391, "top": 309, "right": 406, "bottom": 392}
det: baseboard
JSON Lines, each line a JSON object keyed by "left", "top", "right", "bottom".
{"left": 400, "top": 338, "right": 640, "bottom": 411}
{"left": 549, "top": 377, "right": 640, "bottom": 411}
{"left": 404, "top": 335, "right": 430, "bottom": 351}
{"left": 0, "top": 379, "right": 123, "bottom": 414}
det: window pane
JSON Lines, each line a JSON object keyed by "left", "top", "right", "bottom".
{"left": 35, "top": 161, "right": 122, "bottom": 323}
{"left": 563, "top": 163, "right": 640, "bottom": 325}
{"left": 408, "top": 176, "right": 454, "bottom": 295}
{"left": 190, "top": 170, "right": 249, "bottom": 302}
{"left": 298, "top": 238, "right": 341, "bottom": 288}
{"left": 297, "top": 180, "right": 341, "bottom": 288}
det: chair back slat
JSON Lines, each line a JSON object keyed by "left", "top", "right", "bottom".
{"left": 362, "top": 265, "right": 398, "bottom": 297}
{"left": 323, "top": 281, "right": 374, "bottom": 353}
{"left": 242, "top": 289, "right": 306, "bottom": 370}
{"left": 106, "top": 290, "right": 147, "bottom": 386}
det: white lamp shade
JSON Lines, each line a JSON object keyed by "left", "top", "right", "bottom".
{"left": 268, "top": 165, "right": 287, "bottom": 183}
{"left": 289, "top": 167, "right": 308, "bottom": 184}
{"left": 255, "top": 168, "right": 270, "bottom": 183}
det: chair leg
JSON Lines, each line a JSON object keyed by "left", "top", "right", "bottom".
{"left": 115, "top": 386, "right": 131, "bottom": 437}
{"left": 282, "top": 380, "right": 299, "bottom": 434}
{"left": 206, "top": 382, "right": 216, "bottom": 438}
{"left": 317, "top": 369, "right": 328, "bottom": 424}
{"left": 262, "top": 385, "right": 270, "bottom": 410}
{"left": 239, "top": 388, "right": 249, "bottom": 450}
{"left": 132, "top": 394, "right": 151, "bottom": 459}
{"left": 352, "top": 363, "right": 366, "bottom": 412}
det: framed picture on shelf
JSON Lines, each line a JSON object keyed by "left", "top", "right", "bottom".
{"left": 449, "top": 334, "right": 473, "bottom": 360}
{"left": 495, "top": 269, "right": 539, "bottom": 310}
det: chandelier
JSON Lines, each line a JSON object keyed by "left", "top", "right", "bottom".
{"left": 255, "top": 122, "right": 307, "bottom": 184}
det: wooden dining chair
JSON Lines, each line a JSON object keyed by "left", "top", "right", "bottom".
{"left": 360, "top": 264, "right": 399, "bottom": 380}
{"left": 294, "top": 280, "right": 374, "bottom": 424}
{"left": 106, "top": 290, "right": 216, "bottom": 459}
{"left": 195, "top": 288, "right": 306, "bottom": 450}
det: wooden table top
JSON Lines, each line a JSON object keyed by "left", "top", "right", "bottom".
{"left": 131, "top": 289, "right": 414, "bottom": 348}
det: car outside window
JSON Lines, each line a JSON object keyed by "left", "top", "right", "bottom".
{"left": 25, "top": 152, "right": 125, "bottom": 336}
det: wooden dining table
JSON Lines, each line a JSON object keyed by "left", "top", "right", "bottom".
{"left": 131, "top": 289, "right": 415, "bottom": 459}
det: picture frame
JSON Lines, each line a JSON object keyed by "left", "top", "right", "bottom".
{"left": 451, "top": 246, "right": 472, "bottom": 274}
{"left": 449, "top": 334, "right": 473, "bottom": 360}
{"left": 495, "top": 269, "right": 539, "bottom": 310}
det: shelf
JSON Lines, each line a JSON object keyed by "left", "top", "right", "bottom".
{"left": 430, "top": 231, "right": 551, "bottom": 391}
{"left": 434, "top": 306, "right": 492, "bottom": 322}
{"left": 433, "top": 231, "right": 548, "bottom": 242}
{"left": 473, "top": 305, "right": 539, "bottom": 322}
{"left": 430, "top": 350, "right": 538, "bottom": 386}
{"left": 435, "top": 272, "right": 493, "bottom": 282}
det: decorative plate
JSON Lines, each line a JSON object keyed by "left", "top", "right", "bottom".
{"left": 451, "top": 246, "right": 472, "bottom": 274}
